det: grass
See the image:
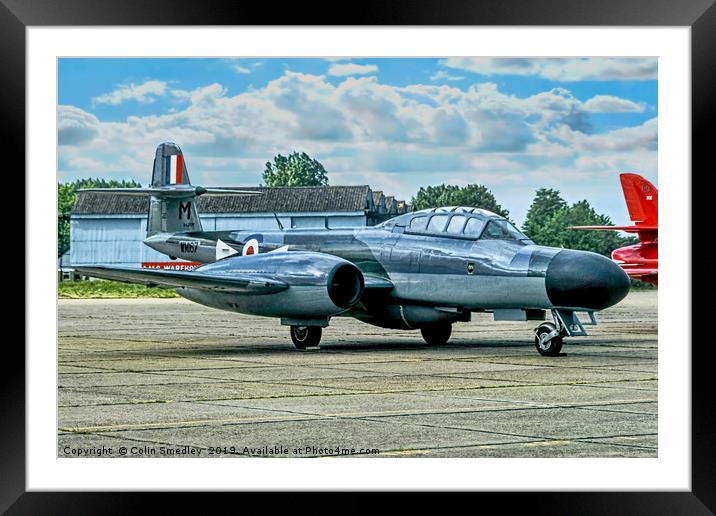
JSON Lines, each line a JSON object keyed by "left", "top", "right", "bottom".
{"left": 58, "top": 280, "right": 179, "bottom": 299}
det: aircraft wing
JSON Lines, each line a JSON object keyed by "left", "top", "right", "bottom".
{"left": 74, "top": 266, "right": 288, "bottom": 294}
{"left": 363, "top": 274, "right": 394, "bottom": 290}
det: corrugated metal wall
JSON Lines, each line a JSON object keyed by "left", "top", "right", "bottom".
{"left": 70, "top": 212, "right": 367, "bottom": 266}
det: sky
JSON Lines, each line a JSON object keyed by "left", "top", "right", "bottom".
{"left": 57, "top": 57, "right": 657, "bottom": 226}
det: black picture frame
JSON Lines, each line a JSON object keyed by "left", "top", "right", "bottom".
{"left": 7, "top": 1, "right": 709, "bottom": 513}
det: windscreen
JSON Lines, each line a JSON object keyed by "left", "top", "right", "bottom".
{"left": 481, "top": 220, "right": 528, "bottom": 241}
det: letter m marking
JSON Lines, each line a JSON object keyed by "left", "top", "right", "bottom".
{"left": 179, "top": 201, "right": 192, "bottom": 220}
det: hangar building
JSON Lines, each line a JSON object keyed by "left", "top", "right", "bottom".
{"left": 69, "top": 185, "right": 410, "bottom": 268}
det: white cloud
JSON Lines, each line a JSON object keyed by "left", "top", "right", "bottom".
{"left": 58, "top": 105, "right": 100, "bottom": 145}
{"left": 223, "top": 58, "right": 254, "bottom": 74}
{"left": 92, "top": 80, "right": 169, "bottom": 105}
{"left": 327, "top": 63, "right": 378, "bottom": 77}
{"left": 442, "top": 57, "right": 657, "bottom": 81}
{"left": 188, "top": 83, "right": 227, "bottom": 105}
{"left": 583, "top": 117, "right": 657, "bottom": 152}
{"left": 574, "top": 149, "right": 657, "bottom": 174}
{"left": 552, "top": 117, "right": 657, "bottom": 152}
{"left": 59, "top": 70, "right": 657, "bottom": 225}
{"left": 430, "top": 70, "right": 465, "bottom": 82}
{"left": 68, "top": 74, "right": 653, "bottom": 157}
{"left": 582, "top": 94, "right": 646, "bottom": 113}
{"left": 66, "top": 75, "right": 654, "bottom": 157}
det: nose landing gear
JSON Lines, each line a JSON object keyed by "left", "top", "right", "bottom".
{"left": 534, "top": 321, "right": 563, "bottom": 356}
{"left": 533, "top": 309, "right": 595, "bottom": 356}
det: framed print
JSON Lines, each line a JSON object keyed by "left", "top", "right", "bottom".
{"left": 7, "top": 0, "right": 712, "bottom": 512}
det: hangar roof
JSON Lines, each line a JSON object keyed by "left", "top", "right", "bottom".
{"left": 72, "top": 185, "right": 403, "bottom": 215}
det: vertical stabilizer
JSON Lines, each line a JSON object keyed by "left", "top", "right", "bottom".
{"left": 152, "top": 142, "right": 191, "bottom": 186}
{"left": 147, "top": 143, "right": 202, "bottom": 235}
{"left": 620, "top": 173, "right": 658, "bottom": 226}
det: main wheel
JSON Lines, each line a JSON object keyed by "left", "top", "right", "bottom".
{"left": 290, "top": 326, "right": 322, "bottom": 350}
{"left": 420, "top": 323, "right": 452, "bottom": 346}
{"left": 534, "top": 322, "right": 563, "bottom": 356}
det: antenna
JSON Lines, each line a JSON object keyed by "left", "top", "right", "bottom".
{"left": 273, "top": 212, "right": 284, "bottom": 231}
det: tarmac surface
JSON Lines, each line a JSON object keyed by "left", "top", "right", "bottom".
{"left": 58, "top": 290, "right": 657, "bottom": 458}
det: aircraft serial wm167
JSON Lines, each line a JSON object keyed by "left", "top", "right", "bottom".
{"left": 76, "top": 143, "right": 630, "bottom": 356}
{"left": 570, "top": 173, "right": 658, "bottom": 287}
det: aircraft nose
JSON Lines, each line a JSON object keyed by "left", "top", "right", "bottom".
{"left": 545, "top": 249, "right": 630, "bottom": 311}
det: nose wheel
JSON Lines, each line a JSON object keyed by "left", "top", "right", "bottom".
{"left": 290, "top": 326, "right": 322, "bottom": 350}
{"left": 534, "top": 322, "right": 563, "bottom": 356}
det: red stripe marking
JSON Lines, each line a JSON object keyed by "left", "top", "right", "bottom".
{"left": 175, "top": 154, "right": 183, "bottom": 184}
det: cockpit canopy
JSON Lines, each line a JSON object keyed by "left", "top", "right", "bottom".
{"left": 379, "top": 206, "right": 531, "bottom": 242}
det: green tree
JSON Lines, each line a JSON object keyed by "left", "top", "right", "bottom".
{"left": 522, "top": 188, "right": 567, "bottom": 239}
{"left": 58, "top": 178, "right": 141, "bottom": 255}
{"left": 262, "top": 152, "right": 329, "bottom": 187}
{"left": 530, "top": 200, "right": 634, "bottom": 256}
{"left": 411, "top": 184, "right": 510, "bottom": 219}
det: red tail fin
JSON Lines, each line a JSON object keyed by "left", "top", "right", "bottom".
{"left": 620, "top": 173, "right": 657, "bottom": 225}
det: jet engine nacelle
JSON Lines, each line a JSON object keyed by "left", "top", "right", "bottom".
{"left": 177, "top": 252, "right": 365, "bottom": 320}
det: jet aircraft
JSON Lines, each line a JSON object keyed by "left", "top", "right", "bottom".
{"left": 76, "top": 143, "right": 631, "bottom": 356}
{"left": 570, "top": 173, "right": 658, "bottom": 287}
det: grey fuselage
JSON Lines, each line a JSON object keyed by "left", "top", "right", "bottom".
{"left": 144, "top": 206, "right": 630, "bottom": 329}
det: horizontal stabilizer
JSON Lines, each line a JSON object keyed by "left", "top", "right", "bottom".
{"left": 75, "top": 265, "right": 288, "bottom": 294}
{"left": 569, "top": 225, "right": 658, "bottom": 233}
{"left": 78, "top": 186, "right": 261, "bottom": 198}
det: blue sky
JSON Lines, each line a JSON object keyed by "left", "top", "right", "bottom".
{"left": 58, "top": 57, "right": 657, "bottom": 225}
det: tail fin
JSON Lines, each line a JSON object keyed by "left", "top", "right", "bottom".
{"left": 77, "top": 142, "right": 260, "bottom": 237}
{"left": 620, "top": 173, "right": 657, "bottom": 225}
{"left": 152, "top": 142, "right": 191, "bottom": 187}
{"left": 147, "top": 142, "right": 201, "bottom": 235}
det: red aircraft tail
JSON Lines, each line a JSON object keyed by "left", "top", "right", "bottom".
{"left": 620, "top": 173, "right": 657, "bottom": 226}
{"left": 570, "top": 173, "right": 658, "bottom": 286}
{"left": 570, "top": 173, "right": 657, "bottom": 243}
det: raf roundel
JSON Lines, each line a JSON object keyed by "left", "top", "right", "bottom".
{"left": 242, "top": 238, "right": 260, "bottom": 256}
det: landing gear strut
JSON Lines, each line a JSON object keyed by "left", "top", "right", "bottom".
{"left": 290, "top": 326, "right": 322, "bottom": 350}
{"left": 420, "top": 323, "right": 452, "bottom": 346}
{"left": 534, "top": 321, "right": 563, "bottom": 357}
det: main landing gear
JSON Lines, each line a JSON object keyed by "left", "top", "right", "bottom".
{"left": 534, "top": 322, "right": 563, "bottom": 356}
{"left": 290, "top": 326, "right": 322, "bottom": 350}
{"left": 420, "top": 323, "right": 452, "bottom": 346}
